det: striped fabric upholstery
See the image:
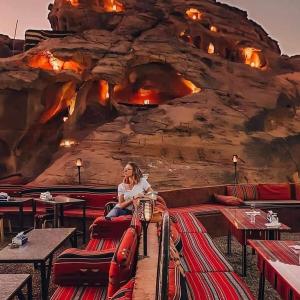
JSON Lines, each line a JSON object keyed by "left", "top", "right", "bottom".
{"left": 185, "top": 272, "right": 254, "bottom": 300}
{"left": 86, "top": 238, "right": 119, "bottom": 251}
{"left": 169, "top": 204, "right": 226, "bottom": 215}
{"left": 24, "top": 30, "right": 74, "bottom": 51}
{"left": 168, "top": 261, "right": 186, "bottom": 300}
{"left": 170, "top": 222, "right": 183, "bottom": 253}
{"left": 227, "top": 184, "right": 258, "bottom": 201}
{"left": 50, "top": 286, "right": 107, "bottom": 300}
{"left": 173, "top": 213, "right": 207, "bottom": 233}
{"left": 53, "top": 248, "right": 114, "bottom": 286}
{"left": 181, "top": 233, "right": 233, "bottom": 273}
{"left": 110, "top": 279, "right": 135, "bottom": 300}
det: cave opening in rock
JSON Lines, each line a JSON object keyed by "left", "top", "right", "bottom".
{"left": 241, "top": 47, "right": 266, "bottom": 69}
{"left": 28, "top": 51, "right": 84, "bottom": 74}
{"left": 39, "top": 81, "right": 77, "bottom": 124}
{"left": 207, "top": 42, "right": 215, "bottom": 54}
{"left": 113, "top": 63, "right": 201, "bottom": 106}
{"left": 186, "top": 8, "right": 202, "bottom": 20}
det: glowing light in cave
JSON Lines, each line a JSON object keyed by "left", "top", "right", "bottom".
{"left": 181, "top": 78, "right": 201, "bottom": 94}
{"left": 186, "top": 8, "right": 202, "bottom": 21}
{"left": 98, "top": 80, "right": 110, "bottom": 105}
{"left": 179, "top": 30, "right": 192, "bottom": 43}
{"left": 67, "top": 0, "right": 80, "bottom": 7}
{"left": 60, "top": 139, "right": 77, "bottom": 147}
{"left": 28, "top": 51, "right": 84, "bottom": 74}
{"left": 210, "top": 25, "right": 218, "bottom": 32}
{"left": 104, "top": 0, "right": 124, "bottom": 12}
{"left": 207, "top": 43, "right": 215, "bottom": 54}
{"left": 63, "top": 117, "right": 69, "bottom": 122}
{"left": 242, "top": 47, "right": 263, "bottom": 68}
{"left": 144, "top": 99, "right": 150, "bottom": 105}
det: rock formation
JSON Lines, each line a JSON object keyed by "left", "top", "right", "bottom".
{"left": 0, "top": 0, "right": 300, "bottom": 188}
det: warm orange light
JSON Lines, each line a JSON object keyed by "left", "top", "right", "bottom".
{"left": 67, "top": 0, "right": 80, "bottom": 7}
{"left": 181, "top": 78, "right": 201, "bottom": 94}
{"left": 103, "top": 0, "right": 124, "bottom": 12}
{"left": 210, "top": 25, "right": 217, "bottom": 32}
{"left": 60, "top": 139, "right": 77, "bottom": 147}
{"left": 186, "top": 8, "right": 202, "bottom": 20}
{"left": 98, "top": 80, "right": 110, "bottom": 105}
{"left": 242, "top": 47, "right": 262, "bottom": 68}
{"left": 207, "top": 43, "right": 215, "bottom": 54}
{"left": 28, "top": 51, "right": 84, "bottom": 74}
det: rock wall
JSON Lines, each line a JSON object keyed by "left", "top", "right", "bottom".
{"left": 0, "top": 0, "right": 299, "bottom": 187}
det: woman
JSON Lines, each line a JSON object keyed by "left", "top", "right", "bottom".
{"left": 105, "top": 162, "right": 152, "bottom": 218}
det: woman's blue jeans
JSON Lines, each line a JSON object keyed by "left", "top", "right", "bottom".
{"left": 106, "top": 206, "right": 132, "bottom": 218}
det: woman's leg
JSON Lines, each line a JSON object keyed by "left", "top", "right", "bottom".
{"left": 106, "top": 207, "right": 131, "bottom": 218}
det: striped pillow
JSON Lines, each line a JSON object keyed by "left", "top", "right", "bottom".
{"left": 226, "top": 184, "right": 258, "bottom": 201}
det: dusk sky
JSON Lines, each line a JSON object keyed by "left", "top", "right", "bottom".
{"left": 0, "top": 0, "right": 299, "bottom": 56}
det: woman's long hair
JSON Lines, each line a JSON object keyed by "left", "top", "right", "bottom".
{"left": 125, "top": 161, "right": 143, "bottom": 184}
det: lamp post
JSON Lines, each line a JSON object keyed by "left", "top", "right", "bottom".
{"left": 232, "top": 155, "right": 238, "bottom": 184}
{"left": 139, "top": 198, "right": 153, "bottom": 257}
{"left": 76, "top": 158, "right": 82, "bottom": 185}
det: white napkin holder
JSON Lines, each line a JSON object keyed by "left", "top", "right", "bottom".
{"left": 40, "top": 191, "right": 53, "bottom": 201}
{"left": 12, "top": 231, "right": 28, "bottom": 246}
{"left": 0, "top": 192, "right": 10, "bottom": 201}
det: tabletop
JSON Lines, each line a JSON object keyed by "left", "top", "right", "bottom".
{"left": 221, "top": 208, "right": 290, "bottom": 231}
{"left": 249, "top": 240, "right": 300, "bottom": 297}
{"left": 0, "top": 274, "right": 31, "bottom": 299}
{"left": 0, "top": 197, "right": 33, "bottom": 204}
{"left": 0, "top": 228, "right": 76, "bottom": 262}
{"left": 34, "top": 195, "right": 85, "bottom": 205}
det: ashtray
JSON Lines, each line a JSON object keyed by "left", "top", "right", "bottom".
{"left": 265, "top": 222, "right": 281, "bottom": 228}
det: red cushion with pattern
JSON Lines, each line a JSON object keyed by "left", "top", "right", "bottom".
{"left": 168, "top": 262, "right": 182, "bottom": 300}
{"left": 227, "top": 184, "right": 258, "bottom": 201}
{"left": 90, "top": 215, "right": 132, "bottom": 239}
{"left": 53, "top": 248, "right": 114, "bottom": 286}
{"left": 174, "top": 213, "right": 207, "bottom": 233}
{"left": 108, "top": 228, "right": 138, "bottom": 298}
{"left": 214, "top": 194, "right": 243, "bottom": 206}
{"left": 50, "top": 286, "right": 107, "bottom": 300}
{"left": 110, "top": 279, "right": 135, "bottom": 300}
{"left": 257, "top": 183, "right": 291, "bottom": 200}
{"left": 296, "top": 184, "right": 300, "bottom": 200}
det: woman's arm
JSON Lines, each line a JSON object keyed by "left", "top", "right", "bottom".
{"left": 118, "top": 194, "right": 134, "bottom": 209}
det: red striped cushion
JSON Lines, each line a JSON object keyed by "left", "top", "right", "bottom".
{"left": 110, "top": 279, "right": 135, "bottom": 300}
{"left": 86, "top": 238, "right": 119, "bottom": 251}
{"left": 173, "top": 213, "right": 207, "bottom": 233}
{"left": 168, "top": 262, "right": 184, "bottom": 300}
{"left": 185, "top": 272, "right": 255, "bottom": 300}
{"left": 181, "top": 233, "right": 233, "bottom": 272}
{"left": 257, "top": 183, "right": 291, "bottom": 200}
{"left": 50, "top": 286, "right": 107, "bottom": 300}
{"left": 227, "top": 184, "right": 258, "bottom": 201}
{"left": 296, "top": 184, "right": 300, "bottom": 200}
{"left": 53, "top": 248, "right": 114, "bottom": 286}
{"left": 169, "top": 204, "right": 224, "bottom": 215}
{"left": 170, "top": 222, "right": 183, "bottom": 253}
{"left": 90, "top": 215, "right": 132, "bottom": 239}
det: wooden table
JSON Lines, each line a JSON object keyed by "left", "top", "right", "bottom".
{"left": 0, "top": 228, "right": 76, "bottom": 300}
{"left": 249, "top": 240, "right": 300, "bottom": 300}
{"left": 221, "top": 208, "right": 290, "bottom": 276}
{"left": 0, "top": 274, "right": 32, "bottom": 300}
{"left": 33, "top": 195, "right": 86, "bottom": 243}
{"left": 0, "top": 198, "right": 34, "bottom": 231}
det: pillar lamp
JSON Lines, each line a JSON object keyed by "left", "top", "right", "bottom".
{"left": 139, "top": 198, "right": 153, "bottom": 257}
{"left": 76, "top": 158, "right": 82, "bottom": 185}
{"left": 232, "top": 154, "right": 238, "bottom": 184}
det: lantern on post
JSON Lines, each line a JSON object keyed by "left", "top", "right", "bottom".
{"left": 139, "top": 198, "right": 154, "bottom": 257}
{"left": 76, "top": 158, "right": 82, "bottom": 185}
{"left": 232, "top": 155, "right": 238, "bottom": 184}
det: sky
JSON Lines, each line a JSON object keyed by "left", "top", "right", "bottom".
{"left": 0, "top": 0, "right": 299, "bottom": 56}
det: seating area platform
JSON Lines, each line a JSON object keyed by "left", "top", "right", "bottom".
{"left": 0, "top": 182, "right": 299, "bottom": 299}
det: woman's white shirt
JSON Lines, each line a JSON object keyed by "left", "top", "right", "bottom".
{"left": 117, "top": 178, "right": 151, "bottom": 210}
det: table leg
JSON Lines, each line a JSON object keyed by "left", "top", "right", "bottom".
{"left": 82, "top": 204, "right": 86, "bottom": 244}
{"left": 59, "top": 205, "right": 64, "bottom": 227}
{"left": 227, "top": 230, "right": 232, "bottom": 255}
{"left": 19, "top": 204, "right": 24, "bottom": 232}
{"left": 27, "top": 275, "right": 33, "bottom": 300}
{"left": 71, "top": 229, "right": 78, "bottom": 247}
{"left": 40, "top": 261, "right": 48, "bottom": 300}
{"left": 54, "top": 204, "right": 59, "bottom": 228}
{"left": 258, "top": 271, "right": 265, "bottom": 300}
{"left": 242, "top": 244, "right": 247, "bottom": 277}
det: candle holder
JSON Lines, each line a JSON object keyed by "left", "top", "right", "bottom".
{"left": 138, "top": 198, "right": 154, "bottom": 257}
{"left": 75, "top": 158, "right": 82, "bottom": 185}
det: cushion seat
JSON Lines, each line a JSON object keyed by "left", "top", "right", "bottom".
{"left": 51, "top": 286, "right": 107, "bottom": 300}
{"left": 173, "top": 213, "right": 207, "bottom": 233}
{"left": 185, "top": 272, "right": 254, "bottom": 300}
{"left": 169, "top": 204, "right": 229, "bottom": 215}
{"left": 86, "top": 238, "right": 119, "bottom": 251}
{"left": 181, "top": 233, "right": 233, "bottom": 272}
